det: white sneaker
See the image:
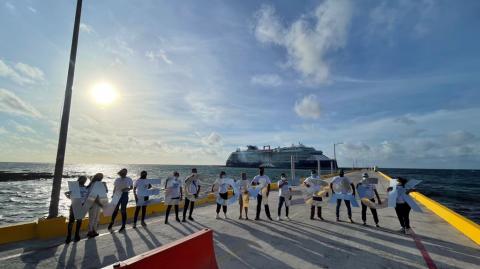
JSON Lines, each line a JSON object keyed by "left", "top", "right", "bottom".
{"left": 398, "top": 228, "right": 405, "bottom": 233}
{"left": 224, "top": 213, "right": 228, "bottom": 219}
{"left": 216, "top": 214, "right": 220, "bottom": 219}
{"left": 286, "top": 216, "right": 291, "bottom": 221}
{"left": 405, "top": 228, "right": 412, "bottom": 235}
{"left": 276, "top": 216, "right": 281, "bottom": 221}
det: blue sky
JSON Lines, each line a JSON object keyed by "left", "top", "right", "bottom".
{"left": 0, "top": 0, "right": 479, "bottom": 169}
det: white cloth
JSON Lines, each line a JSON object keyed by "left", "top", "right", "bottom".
{"left": 251, "top": 175, "right": 271, "bottom": 196}
{"left": 360, "top": 180, "right": 376, "bottom": 199}
{"left": 277, "top": 179, "right": 290, "bottom": 197}
{"left": 396, "top": 185, "right": 406, "bottom": 204}
{"left": 113, "top": 177, "right": 133, "bottom": 194}
{"left": 239, "top": 180, "right": 249, "bottom": 193}
{"left": 133, "top": 178, "right": 149, "bottom": 196}
{"left": 165, "top": 177, "right": 181, "bottom": 199}
{"left": 213, "top": 177, "right": 229, "bottom": 194}
{"left": 331, "top": 176, "right": 352, "bottom": 194}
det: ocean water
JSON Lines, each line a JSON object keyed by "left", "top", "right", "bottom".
{"left": 383, "top": 168, "right": 480, "bottom": 225}
{"left": 0, "top": 163, "right": 478, "bottom": 225}
{"left": 0, "top": 162, "right": 317, "bottom": 225}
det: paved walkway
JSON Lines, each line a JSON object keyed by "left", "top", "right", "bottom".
{"left": 0, "top": 171, "right": 479, "bottom": 269}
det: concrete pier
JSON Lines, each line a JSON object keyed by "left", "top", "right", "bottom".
{"left": 0, "top": 171, "right": 478, "bottom": 268}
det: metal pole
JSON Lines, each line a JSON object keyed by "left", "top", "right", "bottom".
{"left": 317, "top": 159, "right": 320, "bottom": 176}
{"left": 48, "top": 0, "right": 83, "bottom": 218}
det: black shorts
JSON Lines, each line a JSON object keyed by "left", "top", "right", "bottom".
{"left": 219, "top": 192, "right": 228, "bottom": 200}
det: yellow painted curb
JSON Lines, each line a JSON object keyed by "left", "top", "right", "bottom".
{"left": 378, "top": 171, "right": 480, "bottom": 245}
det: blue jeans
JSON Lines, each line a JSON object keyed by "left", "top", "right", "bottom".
{"left": 111, "top": 192, "right": 129, "bottom": 226}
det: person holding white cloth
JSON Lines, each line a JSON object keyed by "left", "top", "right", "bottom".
{"left": 164, "top": 171, "right": 182, "bottom": 224}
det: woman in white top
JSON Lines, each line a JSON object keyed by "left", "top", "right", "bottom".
{"left": 387, "top": 177, "right": 415, "bottom": 234}
{"left": 330, "top": 169, "right": 356, "bottom": 223}
{"left": 108, "top": 168, "right": 133, "bottom": 232}
{"left": 212, "top": 171, "right": 230, "bottom": 219}
{"left": 86, "top": 173, "right": 106, "bottom": 238}
{"left": 277, "top": 173, "right": 292, "bottom": 221}
{"left": 304, "top": 170, "right": 324, "bottom": 220}
{"left": 357, "top": 173, "right": 381, "bottom": 227}
{"left": 183, "top": 168, "right": 201, "bottom": 222}
{"left": 238, "top": 173, "right": 249, "bottom": 220}
{"left": 164, "top": 171, "right": 182, "bottom": 224}
{"left": 65, "top": 176, "right": 88, "bottom": 243}
{"left": 133, "top": 171, "right": 150, "bottom": 228}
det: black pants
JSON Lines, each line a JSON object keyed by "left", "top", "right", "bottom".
{"left": 278, "top": 196, "right": 289, "bottom": 217}
{"left": 134, "top": 196, "right": 149, "bottom": 224}
{"left": 216, "top": 192, "right": 228, "bottom": 214}
{"left": 361, "top": 198, "right": 379, "bottom": 224}
{"left": 395, "top": 203, "right": 411, "bottom": 229}
{"left": 183, "top": 198, "right": 195, "bottom": 219}
{"left": 336, "top": 199, "right": 352, "bottom": 219}
{"left": 256, "top": 194, "right": 272, "bottom": 219}
{"left": 111, "top": 192, "right": 129, "bottom": 227}
{"left": 165, "top": 203, "right": 179, "bottom": 222}
{"left": 67, "top": 206, "right": 82, "bottom": 239}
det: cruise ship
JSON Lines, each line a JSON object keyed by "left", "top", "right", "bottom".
{"left": 226, "top": 143, "right": 337, "bottom": 169}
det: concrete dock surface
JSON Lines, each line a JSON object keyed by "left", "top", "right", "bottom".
{"left": 0, "top": 170, "right": 478, "bottom": 269}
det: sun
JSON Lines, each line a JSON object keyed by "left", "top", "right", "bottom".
{"left": 91, "top": 82, "right": 118, "bottom": 105}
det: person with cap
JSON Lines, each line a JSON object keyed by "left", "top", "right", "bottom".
{"left": 357, "top": 172, "right": 381, "bottom": 227}
{"left": 251, "top": 167, "right": 273, "bottom": 221}
{"left": 183, "top": 168, "right": 201, "bottom": 222}
{"left": 65, "top": 175, "right": 88, "bottom": 243}
{"left": 330, "top": 169, "right": 355, "bottom": 223}
{"left": 164, "top": 171, "right": 183, "bottom": 224}
{"left": 108, "top": 168, "right": 133, "bottom": 232}
{"left": 277, "top": 173, "right": 292, "bottom": 221}
{"left": 133, "top": 170, "right": 150, "bottom": 228}
{"left": 304, "top": 170, "right": 326, "bottom": 220}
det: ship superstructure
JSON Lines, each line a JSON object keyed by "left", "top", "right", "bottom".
{"left": 226, "top": 143, "right": 337, "bottom": 169}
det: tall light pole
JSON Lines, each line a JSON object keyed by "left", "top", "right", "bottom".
{"left": 48, "top": 0, "right": 83, "bottom": 218}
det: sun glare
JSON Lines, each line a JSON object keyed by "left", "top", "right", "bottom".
{"left": 91, "top": 82, "right": 118, "bottom": 105}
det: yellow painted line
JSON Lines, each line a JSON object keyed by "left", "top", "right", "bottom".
{"left": 378, "top": 171, "right": 480, "bottom": 245}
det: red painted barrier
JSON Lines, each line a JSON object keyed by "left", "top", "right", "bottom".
{"left": 107, "top": 229, "right": 218, "bottom": 269}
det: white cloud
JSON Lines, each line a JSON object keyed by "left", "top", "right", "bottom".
{"left": 294, "top": 94, "right": 321, "bottom": 119}
{"left": 0, "top": 88, "right": 42, "bottom": 118}
{"left": 80, "top": 23, "right": 94, "bottom": 34}
{"left": 10, "top": 121, "right": 36, "bottom": 134}
{"left": 5, "top": 2, "right": 15, "bottom": 11}
{"left": 0, "top": 126, "right": 7, "bottom": 135}
{"left": 251, "top": 74, "right": 283, "bottom": 87}
{"left": 0, "top": 59, "right": 44, "bottom": 85}
{"left": 145, "top": 50, "right": 173, "bottom": 64}
{"left": 202, "top": 132, "right": 222, "bottom": 146}
{"left": 253, "top": 0, "right": 352, "bottom": 84}
{"left": 14, "top": 62, "right": 44, "bottom": 81}
{"left": 394, "top": 115, "right": 416, "bottom": 125}
{"left": 27, "top": 6, "right": 36, "bottom": 13}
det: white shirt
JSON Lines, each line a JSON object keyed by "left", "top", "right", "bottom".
{"left": 213, "top": 177, "right": 229, "bottom": 194}
{"left": 239, "top": 180, "right": 249, "bottom": 192}
{"left": 359, "top": 179, "right": 376, "bottom": 199}
{"left": 251, "top": 175, "right": 271, "bottom": 196}
{"left": 185, "top": 175, "right": 200, "bottom": 195}
{"left": 331, "top": 176, "right": 352, "bottom": 194}
{"left": 134, "top": 178, "right": 149, "bottom": 196}
{"left": 277, "top": 178, "right": 290, "bottom": 197}
{"left": 114, "top": 177, "right": 133, "bottom": 194}
{"left": 165, "top": 177, "right": 181, "bottom": 198}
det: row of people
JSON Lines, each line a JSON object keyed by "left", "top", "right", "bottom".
{"left": 65, "top": 167, "right": 415, "bottom": 243}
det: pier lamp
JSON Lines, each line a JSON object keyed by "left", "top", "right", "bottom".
{"left": 333, "top": 142, "right": 343, "bottom": 170}
{"left": 48, "top": 0, "right": 83, "bottom": 218}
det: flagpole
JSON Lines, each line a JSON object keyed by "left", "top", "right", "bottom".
{"left": 48, "top": 0, "right": 83, "bottom": 218}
